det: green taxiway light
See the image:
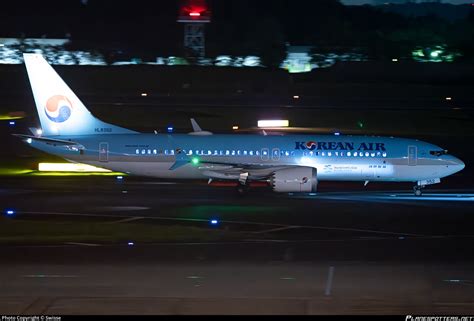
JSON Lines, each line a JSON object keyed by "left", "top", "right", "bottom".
{"left": 191, "top": 157, "right": 200, "bottom": 165}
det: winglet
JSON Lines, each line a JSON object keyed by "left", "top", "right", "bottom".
{"left": 190, "top": 118, "right": 202, "bottom": 132}
{"left": 188, "top": 118, "right": 213, "bottom": 135}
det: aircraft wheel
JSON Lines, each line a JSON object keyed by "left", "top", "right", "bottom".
{"left": 236, "top": 184, "right": 248, "bottom": 196}
{"left": 413, "top": 186, "right": 423, "bottom": 196}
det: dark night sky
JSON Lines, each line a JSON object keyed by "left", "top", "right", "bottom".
{"left": 1, "top": 0, "right": 473, "bottom": 56}
{"left": 0, "top": 0, "right": 351, "bottom": 52}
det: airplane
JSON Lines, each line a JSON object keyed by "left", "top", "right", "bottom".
{"left": 16, "top": 53, "right": 465, "bottom": 196}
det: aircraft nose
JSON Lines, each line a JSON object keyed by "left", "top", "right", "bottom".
{"left": 456, "top": 157, "right": 465, "bottom": 171}
{"left": 450, "top": 156, "right": 465, "bottom": 173}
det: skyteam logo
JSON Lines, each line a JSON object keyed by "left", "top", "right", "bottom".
{"left": 305, "top": 141, "right": 317, "bottom": 151}
{"left": 44, "top": 95, "right": 73, "bottom": 123}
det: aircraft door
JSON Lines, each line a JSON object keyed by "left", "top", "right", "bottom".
{"left": 408, "top": 145, "right": 417, "bottom": 166}
{"left": 99, "top": 142, "right": 108, "bottom": 162}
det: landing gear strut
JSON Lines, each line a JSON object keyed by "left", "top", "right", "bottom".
{"left": 413, "top": 185, "right": 424, "bottom": 196}
{"left": 236, "top": 183, "right": 249, "bottom": 195}
{"left": 237, "top": 172, "right": 250, "bottom": 195}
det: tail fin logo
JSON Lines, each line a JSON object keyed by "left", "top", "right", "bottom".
{"left": 44, "top": 95, "right": 73, "bottom": 123}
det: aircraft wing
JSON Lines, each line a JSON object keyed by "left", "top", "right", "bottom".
{"left": 168, "top": 151, "right": 298, "bottom": 180}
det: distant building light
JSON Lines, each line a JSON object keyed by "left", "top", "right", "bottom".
{"left": 445, "top": 97, "right": 452, "bottom": 101}
{"left": 38, "top": 162, "right": 112, "bottom": 172}
{"left": 293, "top": 95, "right": 300, "bottom": 99}
{"left": 189, "top": 12, "right": 201, "bottom": 17}
{"left": 232, "top": 125, "right": 239, "bottom": 130}
{"left": 258, "top": 120, "right": 289, "bottom": 128}
{"left": 141, "top": 92, "right": 148, "bottom": 97}
{"left": 392, "top": 58, "right": 398, "bottom": 62}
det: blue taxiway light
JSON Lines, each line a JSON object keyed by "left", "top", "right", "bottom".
{"left": 334, "top": 132, "right": 340, "bottom": 136}
{"left": 116, "top": 176, "right": 123, "bottom": 180}
{"left": 127, "top": 242, "right": 134, "bottom": 246}
{"left": 210, "top": 219, "right": 218, "bottom": 225}
{"left": 167, "top": 126, "right": 174, "bottom": 133}
{"left": 5, "top": 209, "right": 15, "bottom": 215}
{"left": 9, "top": 121, "right": 15, "bottom": 126}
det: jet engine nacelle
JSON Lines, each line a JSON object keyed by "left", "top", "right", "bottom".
{"left": 270, "top": 167, "right": 318, "bottom": 193}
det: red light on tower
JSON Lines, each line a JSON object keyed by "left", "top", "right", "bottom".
{"left": 178, "top": 0, "right": 211, "bottom": 23}
{"left": 178, "top": 0, "right": 211, "bottom": 58}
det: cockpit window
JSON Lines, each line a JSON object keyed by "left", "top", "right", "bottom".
{"left": 430, "top": 150, "right": 448, "bottom": 156}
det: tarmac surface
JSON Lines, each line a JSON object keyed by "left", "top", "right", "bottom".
{"left": 1, "top": 176, "right": 474, "bottom": 314}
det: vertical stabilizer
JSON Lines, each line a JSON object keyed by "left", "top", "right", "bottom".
{"left": 23, "top": 53, "right": 137, "bottom": 136}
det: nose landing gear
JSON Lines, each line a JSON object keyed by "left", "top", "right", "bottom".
{"left": 413, "top": 178, "right": 440, "bottom": 196}
{"left": 413, "top": 185, "right": 424, "bottom": 196}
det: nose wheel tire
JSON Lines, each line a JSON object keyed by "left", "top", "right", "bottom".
{"left": 413, "top": 186, "right": 424, "bottom": 196}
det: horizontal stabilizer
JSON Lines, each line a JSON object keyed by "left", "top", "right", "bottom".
{"left": 13, "top": 134, "right": 83, "bottom": 147}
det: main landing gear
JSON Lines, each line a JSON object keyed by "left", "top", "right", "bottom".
{"left": 237, "top": 172, "right": 250, "bottom": 195}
